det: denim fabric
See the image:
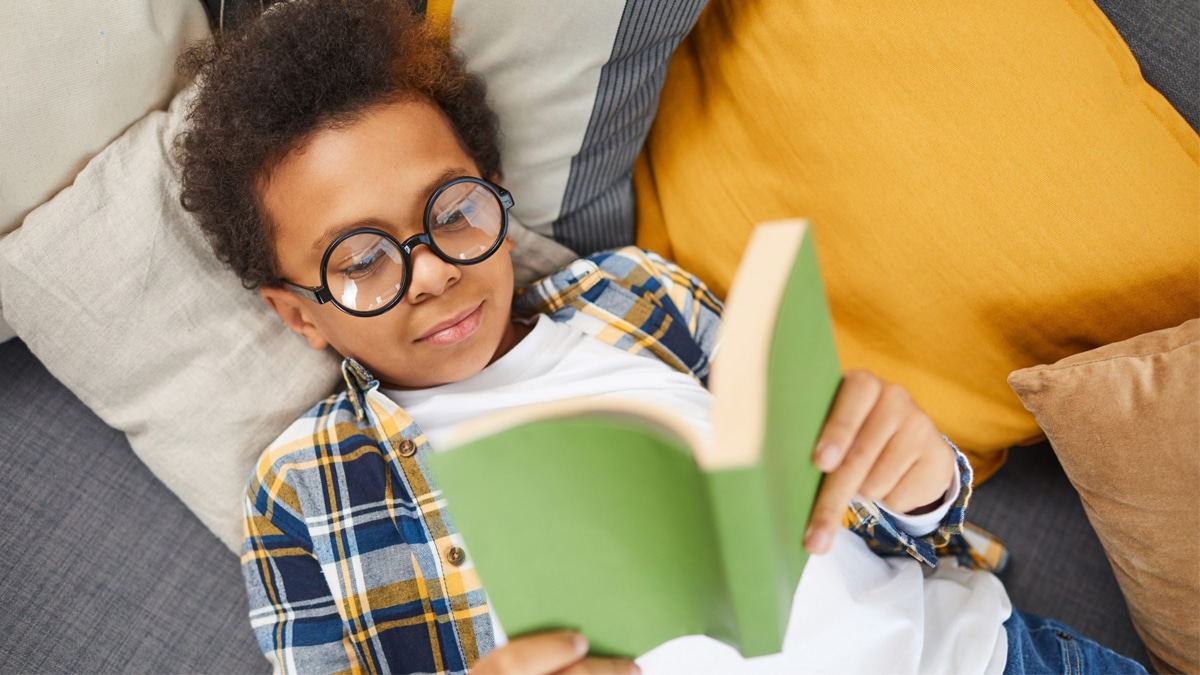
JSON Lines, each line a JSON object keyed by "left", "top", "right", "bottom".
{"left": 1003, "top": 608, "right": 1148, "bottom": 675}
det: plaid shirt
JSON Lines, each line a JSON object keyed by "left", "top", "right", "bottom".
{"left": 242, "top": 247, "right": 972, "bottom": 674}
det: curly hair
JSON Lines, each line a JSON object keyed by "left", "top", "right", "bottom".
{"left": 175, "top": 0, "right": 501, "bottom": 289}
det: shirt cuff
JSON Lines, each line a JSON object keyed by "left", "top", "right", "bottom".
{"left": 875, "top": 451, "right": 963, "bottom": 538}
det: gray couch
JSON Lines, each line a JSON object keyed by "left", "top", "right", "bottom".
{"left": 1, "top": 0, "right": 1194, "bottom": 672}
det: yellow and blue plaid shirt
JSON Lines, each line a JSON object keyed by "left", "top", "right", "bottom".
{"left": 241, "top": 247, "right": 973, "bottom": 674}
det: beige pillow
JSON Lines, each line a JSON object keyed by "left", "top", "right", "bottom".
{"left": 0, "top": 2, "right": 209, "bottom": 237}
{"left": 0, "top": 90, "right": 344, "bottom": 552}
{"left": 0, "top": 2, "right": 210, "bottom": 345}
{"left": 1009, "top": 319, "right": 1200, "bottom": 674}
{"left": 0, "top": 85, "right": 573, "bottom": 552}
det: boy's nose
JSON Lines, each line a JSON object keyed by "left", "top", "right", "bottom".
{"left": 405, "top": 245, "right": 461, "bottom": 302}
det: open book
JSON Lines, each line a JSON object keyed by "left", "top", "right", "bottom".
{"left": 427, "top": 220, "right": 842, "bottom": 659}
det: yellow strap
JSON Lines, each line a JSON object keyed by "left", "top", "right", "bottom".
{"left": 425, "top": 0, "right": 454, "bottom": 45}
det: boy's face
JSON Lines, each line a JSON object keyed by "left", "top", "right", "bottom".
{"left": 257, "top": 99, "right": 523, "bottom": 390}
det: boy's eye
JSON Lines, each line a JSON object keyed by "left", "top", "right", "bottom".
{"left": 333, "top": 239, "right": 394, "bottom": 279}
{"left": 434, "top": 209, "right": 466, "bottom": 230}
{"left": 432, "top": 199, "right": 477, "bottom": 233}
{"left": 338, "top": 253, "right": 385, "bottom": 279}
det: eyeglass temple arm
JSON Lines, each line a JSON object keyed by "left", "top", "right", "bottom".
{"left": 284, "top": 281, "right": 334, "bottom": 305}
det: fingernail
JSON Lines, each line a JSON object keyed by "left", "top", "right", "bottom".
{"left": 573, "top": 632, "right": 588, "bottom": 655}
{"left": 630, "top": 664, "right": 643, "bottom": 675}
{"left": 805, "top": 528, "right": 830, "bottom": 553}
{"left": 815, "top": 445, "right": 838, "bottom": 471}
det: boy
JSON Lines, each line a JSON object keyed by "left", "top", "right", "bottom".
{"left": 176, "top": 1, "right": 1145, "bottom": 673}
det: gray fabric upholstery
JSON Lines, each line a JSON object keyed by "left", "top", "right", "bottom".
{"left": 968, "top": 442, "right": 1152, "bottom": 670}
{"left": 0, "top": 339, "right": 266, "bottom": 674}
{"left": 1094, "top": 0, "right": 1200, "bottom": 132}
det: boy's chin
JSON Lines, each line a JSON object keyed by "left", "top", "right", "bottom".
{"left": 375, "top": 347, "right": 497, "bottom": 391}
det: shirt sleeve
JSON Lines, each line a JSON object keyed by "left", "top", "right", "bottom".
{"left": 635, "top": 247, "right": 725, "bottom": 351}
{"left": 595, "top": 247, "right": 726, "bottom": 384}
{"left": 843, "top": 438, "right": 973, "bottom": 567}
{"left": 242, "top": 486, "right": 361, "bottom": 674}
{"left": 514, "top": 247, "right": 725, "bottom": 385}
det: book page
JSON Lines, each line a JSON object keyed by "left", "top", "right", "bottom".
{"left": 703, "top": 221, "right": 807, "bottom": 470}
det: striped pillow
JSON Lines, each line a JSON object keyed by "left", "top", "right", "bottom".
{"left": 446, "top": 0, "right": 706, "bottom": 255}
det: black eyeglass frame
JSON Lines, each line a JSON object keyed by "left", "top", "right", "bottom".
{"left": 283, "top": 176, "right": 514, "bottom": 318}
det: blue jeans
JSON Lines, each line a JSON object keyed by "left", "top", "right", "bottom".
{"left": 1003, "top": 608, "right": 1147, "bottom": 675}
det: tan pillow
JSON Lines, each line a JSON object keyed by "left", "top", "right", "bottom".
{"left": 1009, "top": 319, "right": 1200, "bottom": 674}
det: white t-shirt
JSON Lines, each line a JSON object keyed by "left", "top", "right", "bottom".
{"left": 384, "top": 315, "right": 1011, "bottom": 674}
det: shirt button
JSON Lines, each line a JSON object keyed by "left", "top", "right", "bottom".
{"left": 398, "top": 439, "right": 418, "bottom": 457}
{"left": 446, "top": 546, "right": 466, "bottom": 566}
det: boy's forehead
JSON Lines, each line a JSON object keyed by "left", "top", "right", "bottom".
{"left": 259, "top": 100, "right": 478, "bottom": 258}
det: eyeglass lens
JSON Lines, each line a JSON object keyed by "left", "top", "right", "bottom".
{"left": 324, "top": 181, "right": 506, "bottom": 313}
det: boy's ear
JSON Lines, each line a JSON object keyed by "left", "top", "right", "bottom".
{"left": 258, "top": 286, "right": 331, "bottom": 351}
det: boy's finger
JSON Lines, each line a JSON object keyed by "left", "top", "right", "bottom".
{"left": 806, "top": 386, "right": 906, "bottom": 553}
{"left": 805, "top": 434, "right": 890, "bottom": 554}
{"left": 882, "top": 443, "right": 956, "bottom": 514}
{"left": 813, "top": 370, "right": 881, "bottom": 472}
{"left": 473, "top": 630, "right": 588, "bottom": 674}
{"left": 856, "top": 419, "right": 925, "bottom": 503}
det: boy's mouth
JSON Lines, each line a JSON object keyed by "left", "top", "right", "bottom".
{"left": 416, "top": 302, "right": 484, "bottom": 346}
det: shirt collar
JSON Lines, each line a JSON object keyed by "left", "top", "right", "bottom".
{"left": 340, "top": 357, "right": 379, "bottom": 422}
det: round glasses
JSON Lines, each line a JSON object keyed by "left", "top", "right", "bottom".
{"left": 284, "top": 177, "right": 513, "bottom": 317}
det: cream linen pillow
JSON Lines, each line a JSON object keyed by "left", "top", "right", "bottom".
{"left": 1009, "top": 319, "right": 1200, "bottom": 674}
{"left": 0, "top": 86, "right": 573, "bottom": 552}
{"left": 0, "top": 2, "right": 210, "bottom": 343}
{"left": 447, "top": 0, "right": 706, "bottom": 254}
{"left": 0, "top": 90, "right": 342, "bottom": 551}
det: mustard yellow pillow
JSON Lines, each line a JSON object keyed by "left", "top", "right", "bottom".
{"left": 635, "top": 0, "right": 1199, "bottom": 480}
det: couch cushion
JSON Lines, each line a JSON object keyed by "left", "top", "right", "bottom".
{"left": 965, "top": 443, "right": 1150, "bottom": 669}
{"left": 634, "top": 0, "right": 1199, "bottom": 481}
{"left": 1008, "top": 319, "right": 1200, "bottom": 674}
{"left": 1094, "top": 0, "right": 1199, "bottom": 131}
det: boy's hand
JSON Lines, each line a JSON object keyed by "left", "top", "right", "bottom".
{"left": 472, "top": 631, "right": 639, "bottom": 674}
{"left": 804, "top": 369, "right": 956, "bottom": 555}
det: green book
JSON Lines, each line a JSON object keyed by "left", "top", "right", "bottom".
{"left": 428, "top": 220, "right": 842, "bottom": 659}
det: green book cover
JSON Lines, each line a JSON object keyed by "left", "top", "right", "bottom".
{"left": 427, "top": 220, "right": 841, "bottom": 659}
